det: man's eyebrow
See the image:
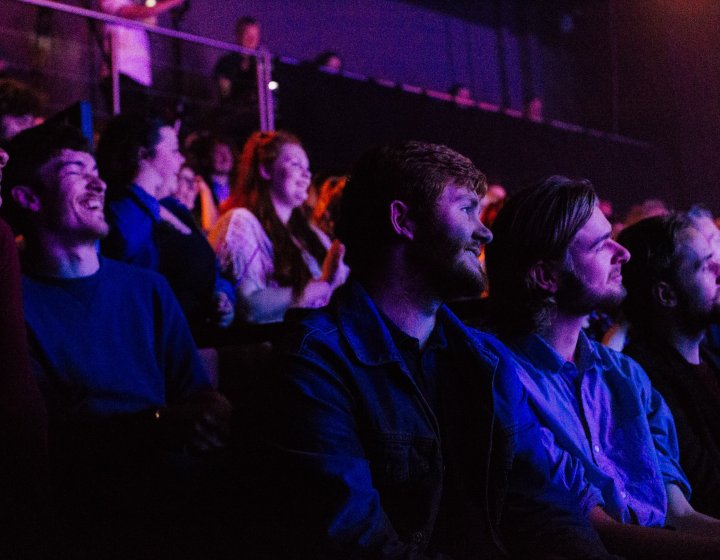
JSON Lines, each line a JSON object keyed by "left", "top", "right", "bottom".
{"left": 54, "top": 160, "right": 95, "bottom": 172}
{"left": 453, "top": 191, "right": 479, "bottom": 204}
{"left": 589, "top": 230, "right": 612, "bottom": 248}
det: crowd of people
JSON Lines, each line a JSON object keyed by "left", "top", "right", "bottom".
{"left": 3, "top": 17, "right": 720, "bottom": 560}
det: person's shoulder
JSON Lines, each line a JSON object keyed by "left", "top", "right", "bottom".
{"left": 463, "top": 325, "right": 516, "bottom": 361}
{"left": 589, "top": 337, "right": 651, "bottom": 384}
{"left": 280, "top": 307, "right": 341, "bottom": 354}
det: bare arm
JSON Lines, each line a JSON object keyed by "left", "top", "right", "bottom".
{"left": 665, "top": 483, "right": 720, "bottom": 536}
{"left": 114, "top": 0, "right": 185, "bottom": 20}
{"left": 589, "top": 506, "right": 720, "bottom": 559}
{"left": 196, "top": 176, "right": 219, "bottom": 233}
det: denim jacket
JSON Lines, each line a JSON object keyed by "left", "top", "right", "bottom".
{"left": 258, "top": 281, "right": 612, "bottom": 559}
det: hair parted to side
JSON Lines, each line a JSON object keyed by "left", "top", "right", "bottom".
{"left": 95, "top": 113, "right": 165, "bottom": 200}
{"left": 485, "top": 175, "right": 597, "bottom": 336}
{"left": 223, "top": 130, "right": 327, "bottom": 291}
{"left": 1, "top": 123, "right": 90, "bottom": 233}
{"left": 335, "top": 141, "right": 486, "bottom": 276}
{"left": 617, "top": 213, "right": 693, "bottom": 330}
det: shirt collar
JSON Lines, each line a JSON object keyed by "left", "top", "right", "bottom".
{"left": 512, "top": 330, "right": 604, "bottom": 375}
{"left": 334, "top": 280, "right": 466, "bottom": 367}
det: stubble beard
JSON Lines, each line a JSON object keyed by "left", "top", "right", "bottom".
{"left": 555, "top": 268, "right": 626, "bottom": 317}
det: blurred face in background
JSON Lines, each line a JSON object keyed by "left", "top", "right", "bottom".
{"left": 238, "top": 23, "right": 261, "bottom": 50}
{"left": 212, "top": 142, "right": 233, "bottom": 176}
{"left": 147, "top": 126, "right": 185, "bottom": 200}
{"left": 174, "top": 166, "right": 197, "bottom": 210}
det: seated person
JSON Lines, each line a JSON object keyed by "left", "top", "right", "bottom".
{"left": 2, "top": 123, "right": 232, "bottom": 558}
{"left": 0, "top": 146, "right": 48, "bottom": 558}
{"left": 620, "top": 213, "right": 720, "bottom": 518}
{"left": 485, "top": 175, "right": 720, "bottom": 559}
{"left": 184, "top": 132, "right": 235, "bottom": 207}
{"left": 0, "top": 77, "right": 42, "bottom": 144}
{"left": 310, "top": 175, "right": 346, "bottom": 239}
{"left": 209, "top": 130, "right": 347, "bottom": 323}
{"left": 97, "top": 113, "right": 234, "bottom": 343}
{"left": 252, "top": 142, "right": 614, "bottom": 558}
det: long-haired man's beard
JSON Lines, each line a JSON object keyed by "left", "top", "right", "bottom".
{"left": 555, "top": 268, "right": 626, "bottom": 316}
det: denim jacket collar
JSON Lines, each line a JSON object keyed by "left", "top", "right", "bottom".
{"left": 334, "top": 280, "right": 499, "bottom": 374}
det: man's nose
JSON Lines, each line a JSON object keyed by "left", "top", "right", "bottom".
{"left": 88, "top": 174, "right": 107, "bottom": 193}
{"left": 612, "top": 240, "right": 631, "bottom": 264}
{"left": 475, "top": 221, "right": 493, "bottom": 245}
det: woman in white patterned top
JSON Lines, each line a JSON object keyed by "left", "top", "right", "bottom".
{"left": 209, "top": 131, "right": 348, "bottom": 323}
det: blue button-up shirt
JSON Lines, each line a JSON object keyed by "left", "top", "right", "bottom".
{"left": 507, "top": 332, "right": 690, "bottom": 527}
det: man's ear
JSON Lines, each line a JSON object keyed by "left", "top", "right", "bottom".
{"left": 654, "top": 281, "right": 677, "bottom": 308}
{"left": 10, "top": 185, "right": 41, "bottom": 212}
{"left": 258, "top": 162, "right": 272, "bottom": 182}
{"left": 389, "top": 200, "right": 415, "bottom": 240}
{"left": 528, "top": 260, "right": 560, "bottom": 294}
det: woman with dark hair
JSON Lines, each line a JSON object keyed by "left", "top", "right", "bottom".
{"left": 209, "top": 130, "right": 348, "bottom": 323}
{"left": 97, "top": 114, "right": 234, "bottom": 343}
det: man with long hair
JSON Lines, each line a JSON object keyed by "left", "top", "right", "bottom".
{"left": 486, "top": 176, "right": 720, "bottom": 559}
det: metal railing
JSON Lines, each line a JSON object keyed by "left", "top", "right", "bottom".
{"left": 10, "top": 0, "right": 274, "bottom": 130}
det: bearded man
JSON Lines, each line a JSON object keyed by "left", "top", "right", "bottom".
{"left": 249, "top": 144, "right": 614, "bottom": 559}
{"left": 620, "top": 213, "right": 720, "bottom": 518}
{"left": 485, "top": 176, "right": 720, "bottom": 559}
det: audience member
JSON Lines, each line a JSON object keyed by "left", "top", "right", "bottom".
{"left": 485, "top": 175, "right": 720, "bottom": 559}
{"left": 0, "top": 77, "right": 43, "bottom": 144}
{"left": 525, "top": 96, "right": 544, "bottom": 122}
{"left": 0, "top": 145, "right": 49, "bottom": 558}
{"left": 99, "top": 0, "right": 186, "bottom": 113}
{"left": 209, "top": 130, "right": 347, "bottom": 323}
{"left": 253, "top": 141, "right": 613, "bottom": 559}
{"left": 479, "top": 183, "right": 506, "bottom": 228}
{"left": 687, "top": 206, "right": 720, "bottom": 356}
{"left": 620, "top": 213, "right": 720, "bottom": 518}
{"left": 313, "top": 50, "right": 342, "bottom": 72}
{"left": 97, "top": 113, "right": 234, "bottom": 343}
{"left": 3, "top": 123, "right": 232, "bottom": 558}
{"left": 209, "top": 16, "right": 264, "bottom": 147}
{"left": 185, "top": 132, "right": 235, "bottom": 207}
{"left": 174, "top": 163, "right": 220, "bottom": 232}
{"left": 310, "top": 174, "right": 345, "bottom": 238}
{"left": 623, "top": 197, "right": 670, "bottom": 228}
{"left": 449, "top": 82, "right": 472, "bottom": 101}
{"left": 214, "top": 16, "right": 261, "bottom": 106}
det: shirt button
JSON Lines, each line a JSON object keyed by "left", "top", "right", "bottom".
{"left": 593, "top": 444, "right": 600, "bottom": 453}
{"left": 621, "top": 491, "right": 627, "bottom": 499}
{"left": 411, "top": 531, "right": 424, "bottom": 543}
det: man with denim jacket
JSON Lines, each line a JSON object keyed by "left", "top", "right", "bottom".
{"left": 254, "top": 142, "right": 613, "bottom": 558}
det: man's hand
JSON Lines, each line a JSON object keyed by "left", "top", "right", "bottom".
{"left": 212, "top": 290, "right": 235, "bottom": 328}
{"left": 155, "top": 391, "right": 232, "bottom": 452}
